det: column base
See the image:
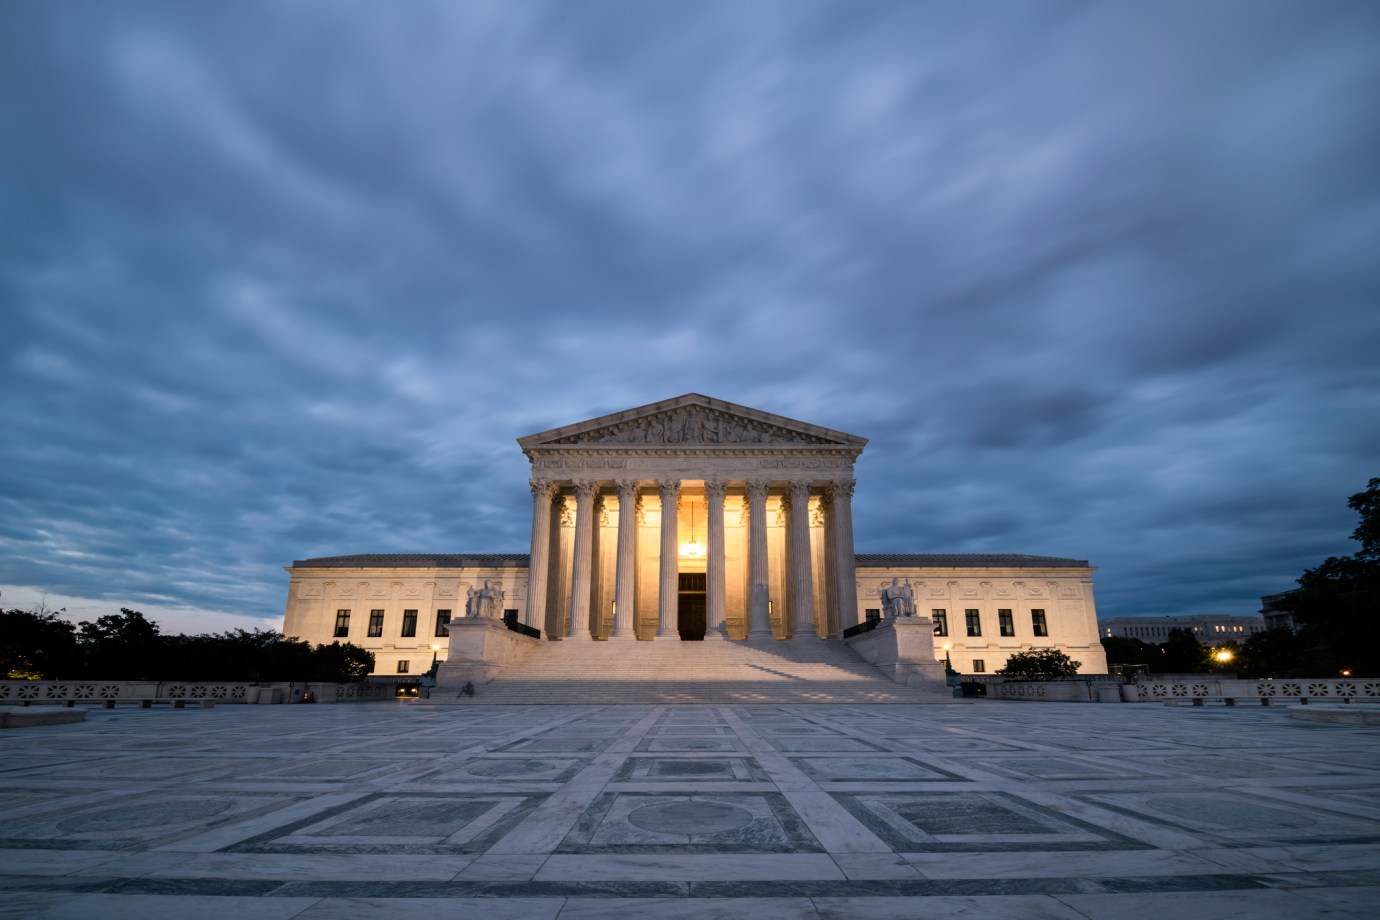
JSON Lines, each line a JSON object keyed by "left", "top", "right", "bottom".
{"left": 606, "top": 632, "right": 636, "bottom": 641}
{"left": 702, "top": 629, "right": 727, "bottom": 641}
{"left": 562, "top": 633, "right": 595, "bottom": 642}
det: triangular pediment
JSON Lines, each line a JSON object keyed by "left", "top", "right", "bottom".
{"left": 519, "top": 394, "right": 866, "bottom": 450}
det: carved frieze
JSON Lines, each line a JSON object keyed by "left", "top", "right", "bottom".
{"left": 545, "top": 405, "right": 838, "bottom": 447}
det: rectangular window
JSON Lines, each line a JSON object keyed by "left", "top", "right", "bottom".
{"left": 401, "top": 609, "right": 418, "bottom": 638}
{"left": 865, "top": 608, "right": 881, "bottom": 621}
{"left": 435, "top": 610, "right": 451, "bottom": 637}
{"left": 932, "top": 609, "right": 948, "bottom": 637}
{"left": 972, "top": 659, "right": 986, "bottom": 673}
{"left": 998, "top": 609, "right": 1014, "bottom": 637}
{"left": 1031, "top": 609, "right": 1049, "bottom": 637}
{"left": 965, "top": 609, "right": 982, "bottom": 637}
{"left": 367, "top": 609, "right": 385, "bottom": 638}
{"left": 334, "top": 609, "right": 350, "bottom": 638}
{"left": 396, "top": 660, "right": 410, "bottom": 674}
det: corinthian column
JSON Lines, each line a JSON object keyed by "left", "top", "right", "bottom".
{"left": 828, "top": 479, "right": 859, "bottom": 633}
{"left": 610, "top": 480, "right": 639, "bottom": 640}
{"left": 655, "top": 479, "right": 681, "bottom": 639}
{"left": 526, "top": 479, "right": 557, "bottom": 631}
{"left": 745, "top": 479, "right": 773, "bottom": 640}
{"left": 788, "top": 481, "right": 818, "bottom": 639}
{"left": 704, "top": 480, "right": 728, "bottom": 641}
{"left": 565, "top": 480, "right": 597, "bottom": 641}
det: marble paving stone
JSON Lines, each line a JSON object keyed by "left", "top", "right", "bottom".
{"left": 534, "top": 853, "right": 842, "bottom": 880}
{"left": 1054, "top": 888, "right": 1377, "bottom": 919}
{"left": 834, "top": 791, "right": 1140, "bottom": 852}
{"left": 2, "top": 701, "right": 1379, "bottom": 915}
{"left": 293, "top": 896, "right": 564, "bottom": 919}
{"left": 612, "top": 756, "right": 770, "bottom": 783}
{"left": 561, "top": 792, "right": 817, "bottom": 852}
{"left": 814, "top": 894, "right": 1090, "bottom": 919}
{"left": 636, "top": 738, "right": 744, "bottom": 753}
{"left": 558, "top": 896, "right": 822, "bottom": 918}
{"left": 767, "top": 737, "right": 886, "bottom": 753}
{"left": 422, "top": 756, "right": 588, "bottom": 784}
{"left": 1076, "top": 789, "right": 1380, "bottom": 846}
{"left": 11, "top": 893, "right": 324, "bottom": 919}
{"left": 791, "top": 755, "right": 961, "bottom": 783}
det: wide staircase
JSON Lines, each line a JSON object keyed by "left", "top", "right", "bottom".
{"left": 428, "top": 637, "right": 954, "bottom": 704}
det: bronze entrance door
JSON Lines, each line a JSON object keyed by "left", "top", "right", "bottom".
{"left": 677, "top": 572, "right": 707, "bottom": 640}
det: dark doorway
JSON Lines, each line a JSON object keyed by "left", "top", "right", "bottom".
{"left": 678, "top": 572, "right": 707, "bottom": 640}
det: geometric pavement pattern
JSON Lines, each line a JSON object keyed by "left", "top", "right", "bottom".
{"left": 1, "top": 701, "right": 1378, "bottom": 919}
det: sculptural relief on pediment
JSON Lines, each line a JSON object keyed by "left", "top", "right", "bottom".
{"left": 546, "top": 406, "right": 837, "bottom": 447}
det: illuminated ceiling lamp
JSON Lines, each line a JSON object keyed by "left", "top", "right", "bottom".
{"left": 682, "top": 501, "right": 704, "bottom": 558}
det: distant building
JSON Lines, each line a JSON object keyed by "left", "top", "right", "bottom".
{"left": 1259, "top": 591, "right": 1298, "bottom": 632}
{"left": 1099, "top": 614, "right": 1267, "bottom": 643}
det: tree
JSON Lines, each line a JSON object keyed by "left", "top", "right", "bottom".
{"left": 998, "top": 648, "right": 1081, "bottom": 679}
{"left": 1151, "top": 627, "right": 1209, "bottom": 673}
{"left": 1101, "top": 636, "right": 1154, "bottom": 669}
{"left": 1235, "top": 627, "right": 1302, "bottom": 679}
{"left": 1288, "top": 477, "right": 1380, "bottom": 676}
{"left": 1, "top": 607, "right": 79, "bottom": 679}
{"left": 77, "top": 608, "right": 164, "bottom": 679}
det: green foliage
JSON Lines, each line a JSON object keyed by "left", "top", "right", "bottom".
{"left": 1, "top": 607, "right": 79, "bottom": 679}
{"left": 1288, "top": 477, "right": 1380, "bottom": 676}
{"left": 77, "top": 608, "right": 162, "bottom": 679}
{"left": 4, "top": 607, "right": 375, "bottom": 683}
{"left": 1101, "top": 635, "right": 1154, "bottom": 668}
{"left": 998, "top": 647, "right": 1081, "bottom": 679}
{"left": 1235, "top": 627, "right": 1302, "bottom": 678}
{"left": 1155, "top": 627, "right": 1210, "bottom": 673}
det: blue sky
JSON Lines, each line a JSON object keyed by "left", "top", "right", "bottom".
{"left": 2, "top": 1, "right": 1377, "bottom": 635}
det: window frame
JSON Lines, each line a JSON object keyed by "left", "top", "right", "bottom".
{"left": 333, "top": 609, "right": 351, "bottom": 638}
{"left": 1031, "top": 608, "right": 1049, "bottom": 638}
{"left": 965, "top": 609, "right": 982, "bottom": 637}
{"left": 435, "top": 609, "right": 451, "bottom": 638}
{"left": 998, "top": 608, "right": 1014, "bottom": 637}
{"left": 400, "top": 609, "right": 418, "bottom": 638}
{"left": 367, "top": 609, "right": 385, "bottom": 638}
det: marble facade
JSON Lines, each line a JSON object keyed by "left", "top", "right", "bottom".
{"left": 283, "top": 395, "right": 1108, "bottom": 677}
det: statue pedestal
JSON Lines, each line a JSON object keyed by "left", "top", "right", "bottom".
{"left": 434, "top": 617, "right": 542, "bottom": 690}
{"left": 843, "top": 617, "right": 947, "bottom": 688}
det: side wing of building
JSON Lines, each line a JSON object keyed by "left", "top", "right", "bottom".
{"left": 855, "top": 554, "right": 1108, "bottom": 675}
{"left": 282, "top": 554, "right": 529, "bottom": 678}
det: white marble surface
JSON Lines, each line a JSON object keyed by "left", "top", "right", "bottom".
{"left": 1, "top": 700, "right": 1378, "bottom": 919}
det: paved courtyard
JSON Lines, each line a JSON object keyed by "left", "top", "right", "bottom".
{"left": 1, "top": 701, "right": 1378, "bottom": 919}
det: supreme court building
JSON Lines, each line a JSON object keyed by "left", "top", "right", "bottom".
{"left": 283, "top": 395, "right": 1108, "bottom": 677}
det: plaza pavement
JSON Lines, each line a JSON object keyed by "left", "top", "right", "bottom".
{"left": 1, "top": 700, "right": 1378, "bottom": 919}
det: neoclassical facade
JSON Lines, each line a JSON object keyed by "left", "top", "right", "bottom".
{"left": 283, "top": 395, "right": 1108, "bottom": 676}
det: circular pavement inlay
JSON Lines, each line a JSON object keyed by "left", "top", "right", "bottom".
{"left": 467, "top": 760, "right": 555, "bottom": 777}
{"left": 627, "top": 800, "right": 754, "bottom": 835}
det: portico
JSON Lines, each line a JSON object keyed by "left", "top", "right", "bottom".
{"left": 519, "top": 394, "right": 866, "bottom": 643}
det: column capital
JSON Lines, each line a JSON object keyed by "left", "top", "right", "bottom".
{"left": 745, "top": 479, "right": 770, "bottom": 502}
{"left": 529, "top": 478, "right": 558, "bottom": 500}
{"left": 572, "top": 479, "right": 598, "bottom": 499}
{"left": 788, "top": 480, "right": 812, "bottom": 503}
{"left": 827, "top": 479, "right": 856, "bottom": 501}
{"left": 615, "top": 479, "right": 641, "bottom": 500}
{"left": 656, "top": 479, "right": 682, "bottom": 502}
{"left": 704, "top": 480, "right": 728, "bottom": 502}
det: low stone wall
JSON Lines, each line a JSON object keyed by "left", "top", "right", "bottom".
{"left": 0, "top": 680, "right": 393, "bottom": 706}
{"left": 983, "top": 678, "right": 1124, "bottom": 703}
{"left": 1121, "top": 677, "right": 1379, "bottom": 706}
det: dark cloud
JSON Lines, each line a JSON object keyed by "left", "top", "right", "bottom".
{"left": 1, "top": 0, "right": 1377, "bottom": 630}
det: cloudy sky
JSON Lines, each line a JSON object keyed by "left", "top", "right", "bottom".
{"left": 2, "top": 1, "right": 1377, "bottom": 635}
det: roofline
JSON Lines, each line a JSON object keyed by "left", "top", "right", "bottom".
{"left": 517, "top": 393, "right": 867, "bottom": 450}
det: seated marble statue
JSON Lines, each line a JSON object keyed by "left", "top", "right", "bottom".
{"left": 879, "top": 578, "right": 916, "bottom": 618}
